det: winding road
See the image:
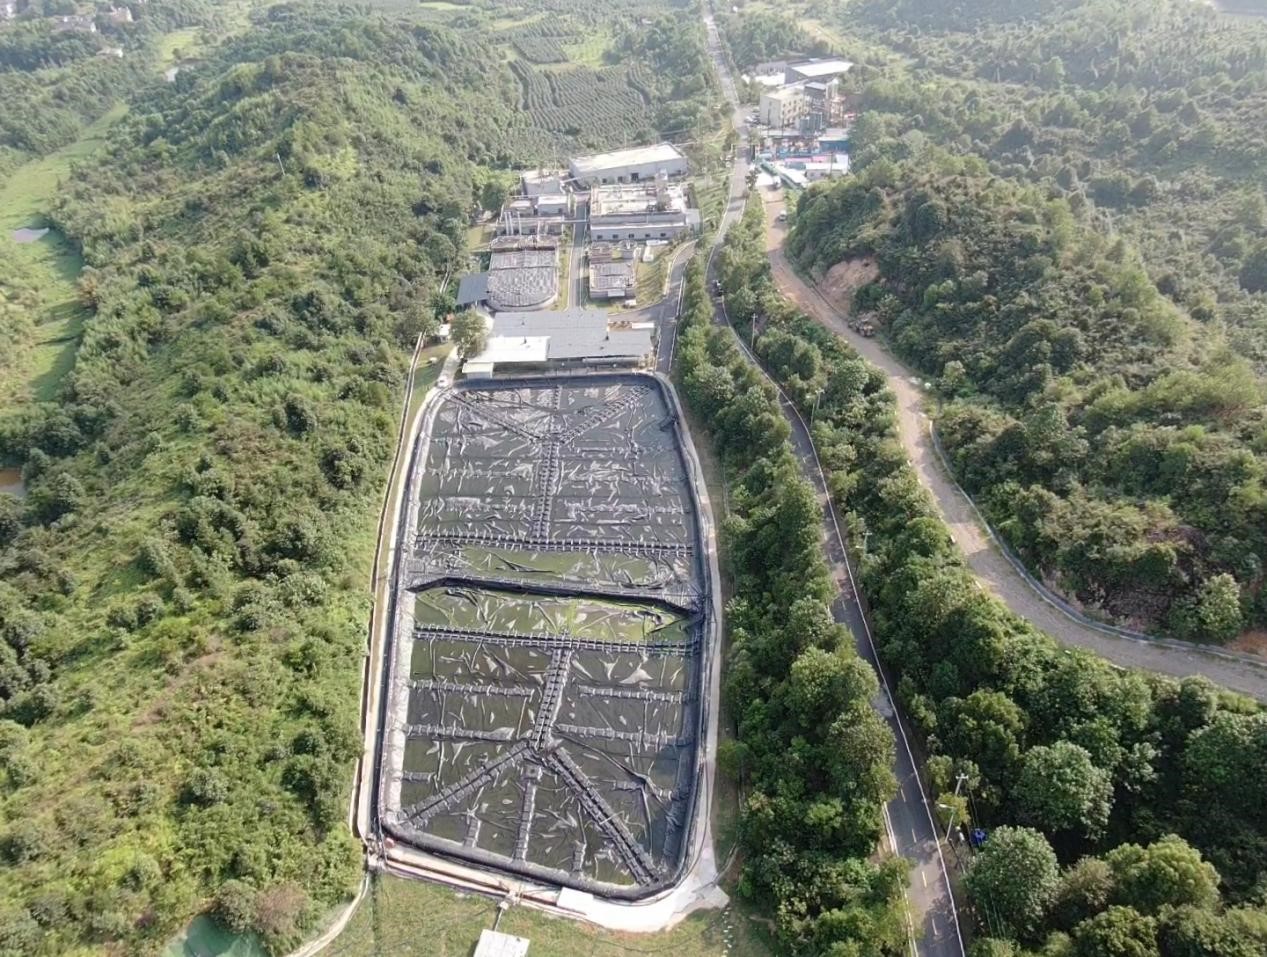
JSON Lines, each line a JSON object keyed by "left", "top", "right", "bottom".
{"left": 761, "top": 207, "right": 1267, "bottom": 704}
{"left": 699, "top": 11, "right": 966, "bottom": 957}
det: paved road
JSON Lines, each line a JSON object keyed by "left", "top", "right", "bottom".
{"left": 568, "top": 198, "right": 588, "bottom": 307}
{"left": 654, "top": 242, "right": 695, "bottom": 373}
{"left": 761, "top": 209, "right": 1267, "bottom": 703}
{"left": 699, "top": 10, "right": 965, "bottom": 957}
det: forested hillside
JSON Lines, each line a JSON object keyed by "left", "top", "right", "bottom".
{"left": 0, "top": 0, "right": 219, "bottom": 182}
{"left": 720, "top": 196, "right": 1267, "bottom": 957}
{"left": 780, "top": 0, "right": 1267, "bottom": 641}
{"left": 0, "top": 2, "right": 719, "bottom": 953}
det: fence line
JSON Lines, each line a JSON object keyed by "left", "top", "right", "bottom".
{"left": 926, "top": 422, "right": 1267, "bottom": 670}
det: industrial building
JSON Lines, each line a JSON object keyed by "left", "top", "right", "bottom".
{"left": 569, "top": 143, "right": 688, "bottom": 186}
{"left": 587, "top": 179, "right": 699, "bottom": 243}
{"left": 784, "top": 57, "right": 854, "bottom": 83}
{"left": 589, "top": 260, "right": 637, "bottom": 300}
{"left": 802, "top": 154, "right": 851, "bottom": 181}
{"left": 755, "top": 58, "right": 853, "bottom": 133}
{"left": 759, "top": 77, "right": 846, "bottom": 133}
{"left": 486, "top": 250, "right": 558, "bottom": 310}
{"left": 521, "top": 169, "right": 565, "bottom": 196}
{"left": 497, "top": 193, "right": 569, "bottom": 237}
{"left": 589, "top": 240, "right": 638, "bottom": 262}
{"left": 463, "top": 308, "right": 652, "bottom": 377}
{"left": 758, "top": 85, "right": 805, "bottom": 129}
{"left": 456, "top": 249, "right": 559, "bottom": 311}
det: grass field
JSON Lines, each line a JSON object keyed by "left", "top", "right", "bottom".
{"left": 326, "top": 872, "right": 775, "bottom": 957}
{"left": 0, "top": 102, "right": 127, "bottom": 404}
{"left": 563, "top": 29, "right": 613, "bottom": 68}
{"left": 636, "top": 250, "right": 672, "bottom": 303}
{"left": 156, "top": 27, "right": 203, "bottom": 65}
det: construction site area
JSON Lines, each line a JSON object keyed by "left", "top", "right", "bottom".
{"left": 376, "top": 375, "right": 720, "bottom": 903}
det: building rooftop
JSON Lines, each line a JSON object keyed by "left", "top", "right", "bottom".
{"left": 491, "top": 308, "right": 652, "bottom": 362}
{"left": 746, "top": 72, "right": 787, "bottom": 88}
{"left": 787, "top": 58, "right": 854, "bottom": 79}
{"left": 590, "top": 182, "right": 688, "bottom": 218}
{"left": 570, "top": 143, "right": 685, "bottom": 177}
{"left": 590, "top": 260, "right": 637, "bottom": 294}
{"left": 491, "top": 250, "right": 555, "bottom": 270}
{"left": 762, "top": 86, "right": 802, "bottom": 102}
{"left": 486, "top": 250, "right": 558, "bottom": 311}
{"left": 455, "top": 272, "right": 489, "bottom": 307}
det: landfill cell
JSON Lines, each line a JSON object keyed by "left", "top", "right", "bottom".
{"left": 380, "top": 377, "right": 710, "bottom": 897}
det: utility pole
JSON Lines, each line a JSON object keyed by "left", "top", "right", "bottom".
{"left": 939, "top": 772, "right": 971, "bottom": 844}
{"left": 810, "top": 387, "right": 824, "bottom": 426}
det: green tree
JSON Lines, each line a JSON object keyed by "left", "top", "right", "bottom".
{"left": 1052, "top": 856, "right": 1115, "bottom": 931}
{"left": 213, "top": 879, "right": 256, "bottom": 935}
{"left": 1105, "top": 836, "right": 1219, "bottom": 915}
{"left": 1158, "top": 905, "right": 1267, "bottom": 957}
{"left": 450, "top": 309, "right": 487, "bottom": 358}
{"left": 1238, "top": 241, "right": 1267, "bottom": 294}
{"left": 28, "top": 472, "right": 85, "bottom": 524}
{"left": 479, "top": 176, "right": 509, "bottom": 214}
{"left": 965, "top": 826, "right": 1059, "bottom": 942}
{"left": 1014, "top": 741, "right": 1113, "bottom": 839}
{"left": 0, "top": 496, "right": 20, "bottom": 549}
{"left": 1072, "top": 906, "right": 1158, "bottom": 957}
{"left": 1191, "top": 574, "right": 1243, "bottom": 644}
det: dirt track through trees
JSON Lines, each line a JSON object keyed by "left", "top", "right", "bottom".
{"left": 762, "top": 199, "right": 1267, "bottom": 702}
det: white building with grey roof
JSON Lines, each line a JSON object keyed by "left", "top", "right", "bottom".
{"left": 463, "top": 308, "right": 653, "bottom": 376}
{"left": 569, "top": 143, "right": 687, "bottom": 186}
{"left": 587, "top": 179, "right": 699, "bottom": 243}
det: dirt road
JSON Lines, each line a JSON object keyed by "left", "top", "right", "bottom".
{"left": 763, "top": 201, "right": 1267, "bottom": 703}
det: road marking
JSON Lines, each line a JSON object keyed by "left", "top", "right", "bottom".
{"left": 921, "top": 871, "right": 927, "bottom": 888}
{"left": 932, "top": 916, "right": 941, "bottom": 937}
{"left": 882, "top": 805, "right": 898, "bottom": 853}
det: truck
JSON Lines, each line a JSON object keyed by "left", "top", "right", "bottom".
{"left": 848, "top": 318, "right": 876, "bottom": 338}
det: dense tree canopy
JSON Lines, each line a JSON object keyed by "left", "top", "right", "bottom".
{"left": 710, "top": 192, "right": 1267, "bottom": 957}
{"left": 770, "top": 0, "right": 1267, "bottom": 640}
{"left": 674, "top": 258, "right": 906, "bottom": 954}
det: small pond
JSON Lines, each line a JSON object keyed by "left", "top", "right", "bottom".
{"left": 11, "top": 227, "right": 50, "bottom": 244}
{"left": 0, "top": 468, "right": 26, "bottom": 499}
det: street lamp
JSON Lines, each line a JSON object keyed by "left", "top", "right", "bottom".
{"left": 810, "top": 387, "right": 824, "bottom": 427}
{"left": 938, "top": 772, "right": 971, "bottom": 844}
